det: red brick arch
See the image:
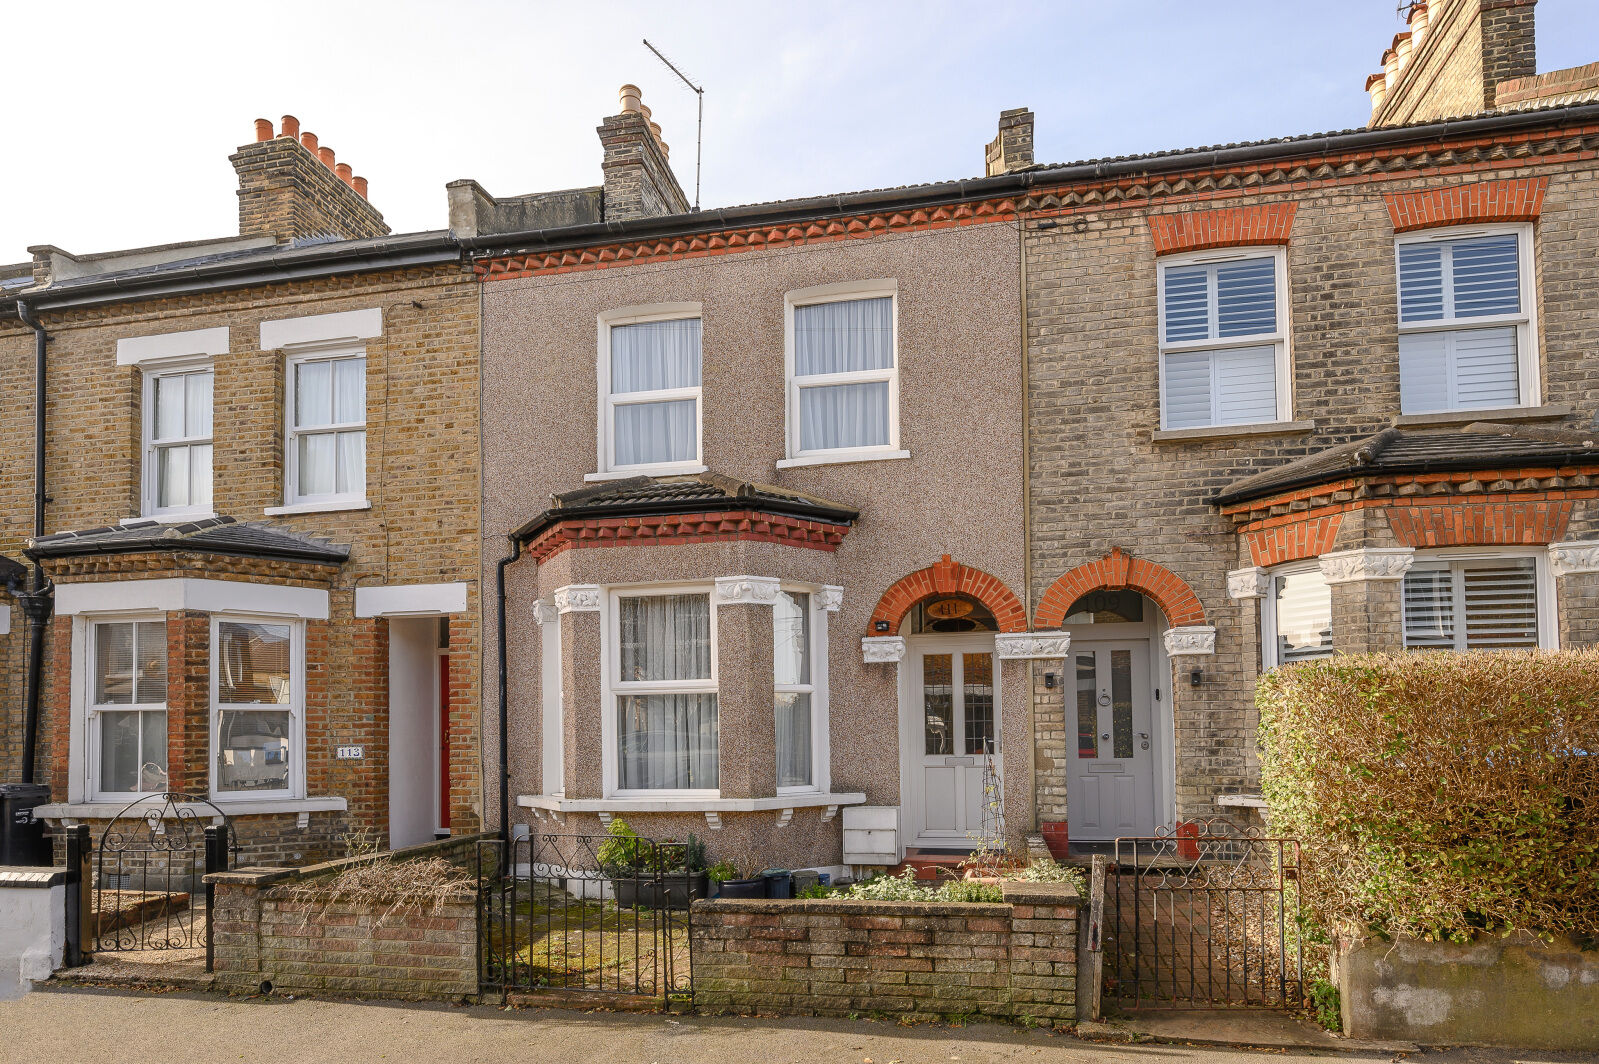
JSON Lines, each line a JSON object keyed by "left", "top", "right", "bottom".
{"left": 1035, "top": 548, "right": 1206, "bottom": 629}
{"left": 869, "top": 555, "right": 1028, "bottom": 635}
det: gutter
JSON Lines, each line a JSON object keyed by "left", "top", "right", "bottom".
{"left": 12, "top": 301, "right": 53, "bottom": 786}
{"left": 463, "top": 102, "right": 1599, "bottom": 259}
{"left": 23, "top": 540, "right": 349, "bottom": 566}
{"left": 1210, "top": 448, "right": 1599, "bottom": 508}
{"left": 509, "top": 495, "right": 859, "bottom": 544}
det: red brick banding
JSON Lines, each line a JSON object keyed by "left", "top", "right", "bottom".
{"left": 527, "top": 509, "right": 850, "bottom": 563}
{"left": 1384, "top": 177, "right": 1547, "bottom": 233}
{"left": 1245, "top": 514, "right": 1345, "bottom": 567}
{"left": 1148, "top": 202, "right": 1298, "bottom": 255}
{"left": 1035, "top": 548, "right": 1207, "bottom": 629}
{"left": 869, "top": 555, "right": 1027, "bottom": 635}
{"left": 1385, "top": 500, "right": 1573, "bottom": 547}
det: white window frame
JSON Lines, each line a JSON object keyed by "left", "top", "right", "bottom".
{"left": 141, "top": 360, "right": 215, "bottom": 521}
{"left": 1156, "top": 246, "right": 1293, "bottom": 431}
{"left": 594, "top": 304, "right": 705, "bottom": 479}
{"left": 281, "top": 343, "right": 369, "bottom": 511}
{"left": 208, "top": 614, "right": 307, "bottom": 803}
{"left": 1401, "top": 546, "right": 1557, "bottom": 651}
{"left": 537, "top": 601, "right": 564, "bottom": 797}
{"left": 780, "top": 279, "right": 904, "bottom": 467}
{"left": 85, "top": 614, "right": 169, "bottom": 802}
{"left": 1260, "top": 562, "right": 1334, "bottom": 670}
{"left": 1393, "top": 222, "right": 1540, "bottom": 414}
{"left": 775, "top": 585, "right": 830, "bottom": 796}
{"left": 601, "top": 584, "right": 720, "bottom": 799}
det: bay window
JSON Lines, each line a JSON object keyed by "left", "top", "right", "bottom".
{"left": 1264, "top": 567, "right": 1333, "bottom": 667}
{"left": 600, "top": 309, "right": 703, "bottom": 474}
{"left": 613, "top": 591, "right": 718, "bottom": 793}
{"left": 1402, "top": 553, "right": 1550, "bottom": 651}
{"left": 1395, "top": 226, "right": 1538, "bottom": 414}
{"left": 212, "top": 618, "right": 302, "bottom": 798}
{"left": 286, "top": 349, "right": 367, "bottom": 506}
{"left": 89, "top": 619, "right": 169, "bottom": 797}
{"left": 143, "top": 365, "right": 213, "bottom": 518}
{"left": 774, "top": 590, "right": 814, "bottom": 791}
{"left": 1157, "top": 249, "right": 1291, "bottom": 430}
{"left": 783, "top": 282, "right": 901, "bottom": 465}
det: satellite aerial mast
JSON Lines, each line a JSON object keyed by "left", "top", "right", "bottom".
{"left": 642, "top": 38, "right": 704, "bottom": 212}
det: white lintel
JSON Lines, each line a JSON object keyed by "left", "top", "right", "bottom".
{"left": 354, "top": 582, "right": 468, "bottom": 618}
{"left": 54, "top": 578, "right": 329, "bottom": 620}
{"left": 260, "top": 307, "right": 382, "bottom": 350}
{"left": 116, "top": 326, "right": 229, "bottom": 367}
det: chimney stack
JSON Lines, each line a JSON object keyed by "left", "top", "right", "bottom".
{"left": 985, "top": 108, "right": 1035, "bottom": 177}
{"left": 231, "top": 116, "right": 387, "bottom": 242}
{"left": 598, "top": 83, "right": 689, "bottom": 220}
{"left": 1368, "top": 0, "right": 1538, "bottom": 127}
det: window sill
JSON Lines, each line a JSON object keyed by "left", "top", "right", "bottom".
{"left": 122, "top": 512, "right": 219, "bottom": 527}
{"left": 584, "top": 464, "right": 707, "bottom": 483}
{"left": 775, "top": 449, "right": 910, "bottom": 470}
{"left": 1392, "top": 404, "right": 1572, "bottom": 427}
{"left": 1152, "top": 420, "right": 1315, "bottom": 443}
{"left": 36, "top": 796, "right": 348, "bottom": 820}
{"left": 517, "top": 792, "right": 866, "bottom": 815}
{"left": 264, "top": 499, "right": 372, "bottom": 516}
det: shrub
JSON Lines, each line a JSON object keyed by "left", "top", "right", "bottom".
{"left": 1014, "top": 859, "right": 1086, "bottom": 892}
{"left": 1257, "top": 649, "right": 1599, "bottom": 943}
{"left": 845, "top": 868, "right": 1004, "bottom": 904}
{"left": 1307, "top": 979, "right": 1341, "bottom": 1032}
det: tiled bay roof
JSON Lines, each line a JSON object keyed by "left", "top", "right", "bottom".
{"left": 1212, "top": 424, "right": 1599, "bottom": 507}
{"left": 27, "top": 515, "right": 349, "bottom": 564}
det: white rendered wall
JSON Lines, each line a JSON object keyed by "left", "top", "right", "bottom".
{"left": 0, "top": 884, "right": 64, "bottom": 999}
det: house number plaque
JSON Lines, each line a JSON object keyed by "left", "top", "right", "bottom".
{"left": 335, "top": 745, "right": 365, "bottom": 760}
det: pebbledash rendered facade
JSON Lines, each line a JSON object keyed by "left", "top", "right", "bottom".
{"left": 472, "top": 0, "right": 1599, "bottom": 874}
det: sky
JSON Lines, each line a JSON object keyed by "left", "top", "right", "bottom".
{"left": 4, "top": 1, "right": 1598, "bottom": 261}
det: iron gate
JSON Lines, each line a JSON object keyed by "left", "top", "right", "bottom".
{"left": 477, "top": 831, "right": 694, "bottom": 1005}
{"left": 1104, "top": 818, "right": 1304, "bottom": 1009}
{"left": 91, "top": 792, "right": 233, "bottom": 970}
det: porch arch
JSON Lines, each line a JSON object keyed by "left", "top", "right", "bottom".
{"left": 869, "top": 554, "right": 1028, "bottom": 635}
{"left": 1035, "top": 548, "right": 1206, "bottom": 629}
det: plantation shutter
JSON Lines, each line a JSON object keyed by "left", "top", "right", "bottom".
{"left": 1160, "top": 254, "right": 1280, "bottom": 429}
{"left": 1397, "top": 233, "right": 1524, "bottom": 414}
{"left": 1273, "top": 570, "right": 1333, "bottom": 663}
{"left": 1403, "top": 558, "right": 1539, "bottom": 650}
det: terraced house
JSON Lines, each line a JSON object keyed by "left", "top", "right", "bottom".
{"left": 0, "top": 119, "right": 482, "bottom": 861}
{"left": 471, "top": 0, "right": 1599, "bottom": 876}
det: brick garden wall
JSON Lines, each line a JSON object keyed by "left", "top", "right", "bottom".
{"left": 690, "top": 883, "right": 1081, "bottom": 1024}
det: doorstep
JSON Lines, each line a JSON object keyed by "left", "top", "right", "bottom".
{"left": 1080, "top": 1009, "right": 1419, "bottom": 1054}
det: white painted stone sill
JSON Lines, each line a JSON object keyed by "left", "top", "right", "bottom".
{"left": 517, "top": 792, "right": 866, "bottom": 814}
{"left": 119, "top": 512, "right": 219, "bottom": 527}
{"left": 37, "top": 797, "right": 348, "bottom": 820}
{"left": 775, "top": 449, "right": 911, "bottom": 470}
{"left": 583, "top": 464, "right": 707, "bottom": 483}
{"left": 264, "top": 499, "right": 371, "bottom": 517}
{"left": 1152, "top": 420, "right": 1315, "bottom": 443}
{"left": 1392, "top": 404, "right": 1572, "bottom": 427}
{"left": 1216, "top": 794, "right": 1267, "bottom": 810}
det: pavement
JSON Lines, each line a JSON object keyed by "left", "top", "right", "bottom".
{"left": 2, "top": 985, "right": 1595, "bottom": 1064}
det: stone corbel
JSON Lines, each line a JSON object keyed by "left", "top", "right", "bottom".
{"left": 994, "top": 632, "right": 1072, "bottom": 659}
{"left": 703, "top": 811, "right": 723, "bottom": 830}
{"left": 532, "top": 598, "right": 560, "bottom": 625}
{"left": 1227, "top": 567, "right": 1270, "bottom": 600}
{"left": 816, "top": 585, "right": 844, "bottom": 612}
{"left": 553, "top": 584, "right": 603, "bottom": 613}
{"left": 713, "top": 575, "right": 781, "bottom": 606}
{"left": 776, "top": 808, "right": 794, "bottom": 828}
{"left": 1549, "top": 540, "right": 1599, "bottom": 577}
{"left": 821, "top": 805, "right": 840, "bottom": 823}
{"left": 1317, "top": 548, "right": 1415, "bottom": 584}
{"left": 861, "top": 635, "right": 906, "bottom": 664}
{"left": 1163, "top": 625, "right": 1217, "bottom": 656}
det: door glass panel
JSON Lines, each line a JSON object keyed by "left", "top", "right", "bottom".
{"left": 1111, "top": 649, "right": 1134, "bottom": 759}
{"left": 1075, "top": 652, "right": 1098, "bottom": 759}
{"left": 962, "top": 653, "right": 994, "bottom": 755}
{"left": 922, "top": 654, "right": 953, "bottom": 756}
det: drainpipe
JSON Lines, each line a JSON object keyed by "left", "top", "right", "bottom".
{"left": 13, "top": 300, "right": 54, "bottom": 786}
{"left": 494, "top": 535, "right": 524, "bottom": 871}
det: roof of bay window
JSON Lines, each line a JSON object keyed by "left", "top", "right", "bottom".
{"left": 26, "top": 515, "right": 349, "bottom": 564}
{"left": 1212, "top": 424, "right": 1599, "bottom": 507}
{"left": 512, "top": 472, "right": 858, "bottom": 544}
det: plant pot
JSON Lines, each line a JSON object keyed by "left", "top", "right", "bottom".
{"left": 609, "top": 872, "right": 710, "bottom": 909}
{"left": 713, "top": 876, "right": 766, "bottom": 899}
{"left": 763, "top": 871, "right": 794, "bottom": 899}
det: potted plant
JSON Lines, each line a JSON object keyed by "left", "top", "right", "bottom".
{"left": 707, "top": 854, "right": 766, "bottom": 899}
{"left": 597, "top": 817, "right": 653, "bottom": 908}
{"left": 648, "top": 833, "right": 709, "bottom": 910}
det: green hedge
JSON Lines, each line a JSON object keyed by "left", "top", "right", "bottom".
{"left": 1257, "top": 650, "right": 1599, "bottom": 942}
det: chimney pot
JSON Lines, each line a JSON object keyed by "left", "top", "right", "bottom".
{"left": 639, "top": 102, "right": 652, "bottom": 123}
{"left": 281, "top": 114, "right": 300, "bottom": 139}
{"left": 1408, "top": 1, "right": 1429, "bottom": 50}
{"left": 1384, "top": 47, "right": 1400, "bottom": 82}
{"left": 1366, "top": 72, "right": 1389, "bottom": 111}
{"left": 618, "top": 84, "right": 643, "bottom": 114}
{"left": 336, "top": 162, "right": 354, "bottom": 186}
{"left": 1394, "top": 31, "right": 1413, "bottom": 72}
{"left": 254, "top": 118, "right": 274, "bottom": 142}
{"left": 649, "top": 120, "right": 663, "bottom": 140}
{"left": 301, "top": 131, "right": 319, "bottom": 154}
{"left": 318, "top": 146, "right": 335, "bottom": 169}
{"left": 353, "top": 176, "right": 369, "bottom": 198}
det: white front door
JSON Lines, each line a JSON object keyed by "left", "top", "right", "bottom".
{"left": 1066, "top": 641, "right": 1156, "bottom": 841}
{"left": 901, "top": 635, "right": 999, "bottom": 847}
